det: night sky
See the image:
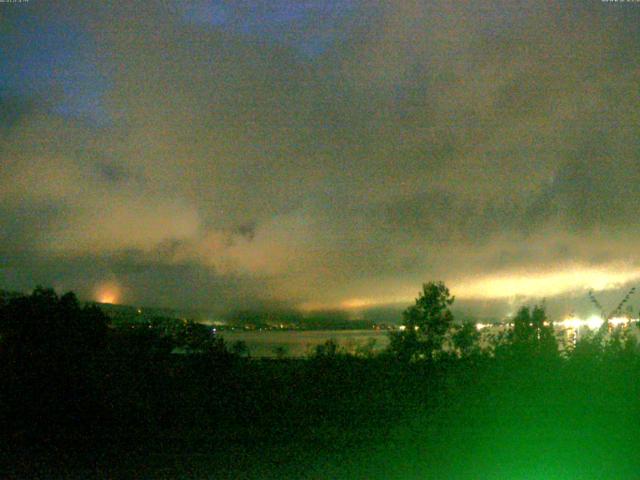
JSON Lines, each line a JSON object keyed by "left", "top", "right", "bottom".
{"left": 1, "top": 1, "right": 640, "bottom": 318}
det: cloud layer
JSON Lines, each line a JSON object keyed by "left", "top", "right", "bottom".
{"left": 2, "top": 0, "right": 640, "bottom": 315}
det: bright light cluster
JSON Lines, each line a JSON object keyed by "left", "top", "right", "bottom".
{"left": 474, "top": 316, "right": 638, "bottom": 331}
{"left": 556, "top": 315, "right": 636, "bottom": 330}
{"left": 475, "top": 322, "right": 497, "bottom": 331}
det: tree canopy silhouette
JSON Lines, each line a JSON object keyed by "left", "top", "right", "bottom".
{"left": 499, "top": 304, "right": 558, "bottom": 359}
{"left": 390, "top": 281, "right": 455, "bottom": 361}
{"left": 0, "top": 287, "right": 111, "bottom": 442}
{"left": 0, "top": 286, "right": 108, "bottom": 361}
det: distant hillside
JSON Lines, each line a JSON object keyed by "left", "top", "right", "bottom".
{"left": 90, "top": 301, "right": 214, "bottom": 325}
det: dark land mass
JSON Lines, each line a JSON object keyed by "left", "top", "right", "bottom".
{"left": 2, "top": 288, "right": 640, "bottom": 479}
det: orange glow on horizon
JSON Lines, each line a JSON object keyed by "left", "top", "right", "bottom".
{"left": 95, "top": 283, "right": 121, "bottom": 305}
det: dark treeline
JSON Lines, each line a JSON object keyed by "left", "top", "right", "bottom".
{"left": 2, "top": 284, "right": 640, "bottom": 479}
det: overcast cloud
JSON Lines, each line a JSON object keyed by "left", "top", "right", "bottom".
{"left": 1, "top": 0, "right": 640, "bottom": 316}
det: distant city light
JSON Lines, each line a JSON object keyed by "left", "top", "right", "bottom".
{"left": 474, "top": 315, "right": 638, "bottom": 331}
{"left": 609, "top": 316, "right": 630, "bottom": 327}
{"left": 475, "top": 322, "right": 495, "bottom": 331}
{"left": 586, "top": 315, "right": 604, "bottom": 330}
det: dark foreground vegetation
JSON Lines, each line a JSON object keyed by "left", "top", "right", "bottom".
{"left": 2, "top": 285, "right": 640, "bottom": 479}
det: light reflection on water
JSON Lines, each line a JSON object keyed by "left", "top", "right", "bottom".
{"left": 218, "top": 329, "right": 390, "bottom": 358}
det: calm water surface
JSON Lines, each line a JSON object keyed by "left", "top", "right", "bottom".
{"left": 219, "top": 329, "right": 390, "bottom": 358}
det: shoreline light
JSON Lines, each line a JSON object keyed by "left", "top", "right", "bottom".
{"left": 475, "top": 316, "right": 638, "bottom": 331}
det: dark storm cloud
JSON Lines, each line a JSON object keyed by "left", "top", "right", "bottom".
{"left": 2, "top": 0, "right": 640, "bottom": 312}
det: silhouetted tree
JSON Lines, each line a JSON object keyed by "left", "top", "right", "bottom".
{"left": 0, "top": 286, "right": 108, "bottom": 361}
{"left": 388, "top": 327, "right": 421, "bottom": 362}
{"left": 0, "top": 287, "right": 110, "bottom": 442}
{"left": 452, "top": 321, "right": 481, "bottom": 358}
{"left": 354, "top": 338, "right": 378, "bottom": 358}
{"left": 502, "top": 305, "right": 558, "bottom": 359}
{"left": 231, "top": 340, "right": 250, "bottom": 357}
{"left": 273, "top": 345, "right": 289, "bottom": 359}
{"left": 602, "top": 325, "right": 637, "bottom": 363}
{"left": 314, "top": 338, "right": 340, "bottom": 358}
{"left": 389, "top": 281, "right": 455, "bottom": 361}
{"left": 568, "top": 330, "right": 604, "bottom": 363}
{"left": 174, "top": 320, "right": 228, "bottom": 355}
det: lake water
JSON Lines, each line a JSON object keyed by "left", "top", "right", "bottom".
{"left": 218, "top": 329, "right": 390, "bottom": 358}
